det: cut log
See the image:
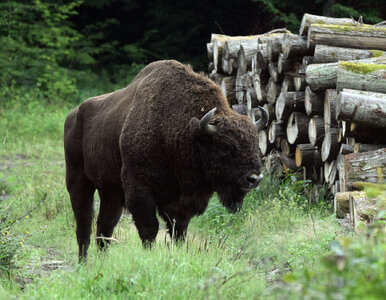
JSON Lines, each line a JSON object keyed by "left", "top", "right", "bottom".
{"left": 293, "top": 65, "right": 307, "bottom": 91}
{"left": 258, "top": 129, "right": 274, "bottom": 156}
{"left": 295, "top": 144, "right": 322, "bottom": 167}
{"left": 286, "top": 112, "right": 311, "bottom": 144}
{"left": 207, "top": 42, "right": 213, "bottom": 61}
{"left": 305, "top": 86, "right": 324, "bottom": 116}
{"left": 344, "top": 148, "right": 386, "bottom": 185}
{"left": 263, "top": 152, "right": 284, "bottom": 177}
{"left": 308, "top": 115, "right": 324, "bottom": 146}
{"left": 346, "top": 182, "right": 386, "bottom": 191}
{"left": 302, "top": 56, "right": 314, "bottom": 65}
{"left": 267, "top": 36, "right": 283, "bottom": 61}
{"left": 282, "top": 34, "right": 314, "bottom": 58}
{"left": 336, "top": 60, "right": 386, "bottom": 93}
{"left": 221, "top": 76, "right": 236, "bottom": 105}
{"left": 305, "top": 62, "right": 338, "bottom": 91}
{"left": 263, "top": 103, "right": 275, "bottom": 123}
{"left": 307, "top": 24, "right": 386, "bottom": 50}
{"left": 334, "top": 191, "right": 366, "bottom": 216}
{"left": 335, "top": 89, "right": 386, "bottom": 128}
{"left": 281, "top": 139, "right": 296, "bottom": 155}
{"left": 313, "top": 45, "right": 386, "bottom": 64}
{"left": 278, "top": 53, "right": 295, "bottom": 74}
{"left": 280, "top": 153, "right": 298, "bottom": 173}
{"left": 266, "top": 77, "right": 280, "bottom": 103}
{"left": 354, "top": 143, "right": 386, "bottom": 153}
{"left": 340, "top": 144, "right": 354, "bottom": 155}
{"left": 232, "top": 104, "right": 247, "bottom": 115}
{"left": 343, "top": 122, "right": 386, "bottom": 144}
{"left": 275, "top": 91, "right": 306, "bottom": 121}
{"left": 251, "top": 73, "right": 267, "bottom": 103}
{"left": 268, "top": 121, "right": 286, "bottom": 144}
{"left": 235, "top": 73, "right": 246, "bottom": 104}
{"left": 306, "top": 57, "right": 386, "bottom": 91}
{"left": 268, "top": 62, "right": 282, "bottom": 83}
{"left": 321, "top": 127, "right": 340, "bottom": 162}
{"left": 281, "top": 76, "right": 295, "bottom": 92}
{"left": 324, "top": 89, "right": 338, "bottom": 132}
{"left": 254, "top": 44, "right": 269, "bottom": 71}
{"left": 328, "top": 160, "right": 338, "bottom": 185}
{"left": 299, "top": 13, "right": 358, "bottom": 36}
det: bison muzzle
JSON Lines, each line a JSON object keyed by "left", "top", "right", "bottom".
{"left": 64, "top": 60, "right": 267, "bottom": 260}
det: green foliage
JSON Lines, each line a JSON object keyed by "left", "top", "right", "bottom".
{"left": 0, "top": 0, "right": 90, "bottom": 104}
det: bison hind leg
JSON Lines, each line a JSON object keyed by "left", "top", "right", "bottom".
{"left": 96, "top": 188, "right": 124, "bottom": 251}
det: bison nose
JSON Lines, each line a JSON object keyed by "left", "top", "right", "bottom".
{"left": 247, "top": 173, "right": 263, "bottom": 187}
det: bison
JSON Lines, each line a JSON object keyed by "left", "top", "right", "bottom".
{"left": 64, "top": 60, "right": 267, "bottom": 260}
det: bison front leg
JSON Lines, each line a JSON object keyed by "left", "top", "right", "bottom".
{"left": 125, "top": 188, "right": 159, "bottom": 247}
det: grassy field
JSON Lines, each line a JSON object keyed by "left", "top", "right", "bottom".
{"left": 0, "top": 101, "right": 384, "bottom": 299}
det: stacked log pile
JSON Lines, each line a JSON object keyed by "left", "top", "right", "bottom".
{"left": 207, "top": 13, "right": 386, "bottom": 225}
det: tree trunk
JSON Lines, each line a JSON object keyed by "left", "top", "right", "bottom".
{"left": 308, "top": 24, "right": 386, "bottom": 50}
{"left": 275, "top": 91, "right": 306, "bottom": 121}
{"left": 354, "top": 143, "right": 386, "bottom": 153}
{"left": 308, "top": 115, "right": 324, "bottom": 146}
{"left": 282, "top": 33, "right": 314, "bottom": 58}
{"left": 295, "top": 144, "right": 322, "bottom": 167}
{"left": 221, "top": 76, "right": 236, "bottom": 105}
{"left": 305, "top": 86, "right": 324, "bottom": 116}
{"left": 286, "top": 112, "right": 311, "bottom": 144}
{"left": 299, "top": 13, "right": 358, "bottom": 36}
{"left": 336, "top": 60, "right": 386, "bottom": 93}
{"left": 324, "top": 89, "right": 338, "bottom": 131}
{"left": 335, "top": 89, "right": 386, "bottom": 128}
{"left": 313, "top": 45, "right": 385, "bottom": 64}
{"left": 321, "top": 127, "right": 340, "bottom": 161}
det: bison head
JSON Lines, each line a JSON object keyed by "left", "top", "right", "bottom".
{"left": 190, "top": 107, "right": 268, "bottom": 213}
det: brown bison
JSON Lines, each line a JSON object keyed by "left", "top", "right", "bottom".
{"left": 64, "top": 60, "right": 267, "bottom": 260}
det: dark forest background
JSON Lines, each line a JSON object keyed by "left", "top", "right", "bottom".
{"left": 0, "top": 0, "right": 385, "bottom": 104}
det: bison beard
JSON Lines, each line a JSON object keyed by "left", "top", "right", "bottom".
{"left": 64, "top": 60, "right": 267, "bottom": 260}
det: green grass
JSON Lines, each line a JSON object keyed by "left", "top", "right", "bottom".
{"left": 0, "top": 101, "right": 384, "bottom": 299}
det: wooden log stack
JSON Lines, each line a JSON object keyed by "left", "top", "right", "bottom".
{"left": 207, "top": 13, "right": 386, "bottom": 224}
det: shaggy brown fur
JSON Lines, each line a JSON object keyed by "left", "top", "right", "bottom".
{"left": 64, "top": 60, "right": 263, "bottom": 260}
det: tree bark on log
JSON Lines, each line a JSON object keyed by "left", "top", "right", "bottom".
{"left": 281, "top": 139, "right": 296, "bottom": 155}
{"left": 293, "top": 64, "right": 307, "bottom": 91}
{"left": 286, "top": 112, "right": 311, "bottom": 144}
{"left": 344, "top": 148, "right": 386, "bottom": 185}
{"left": 336, "top": 60, "right": 386, "bottom": 93}
{"left": 321, "top": 127, "right": 340, "bottom": 162}
{"left": 305, "top": 86, "right": 324, "bottom": 116}
{"left": 268, "top": 62, "right": 282, "bottom": 83}
{"left": 308, "top": 115, "right": 324, "bottom": 146}
{"left": 263, "top": 103, "right": 275, "bottom": 124}
{"left": 334, "top": 191, "right": 367, "bottom": 217}
{"left": 221, "top": 76, "right": 236, "bottom": 105}
{"left": 343, "top": 122, "right": 386, "bottom": 144}
{"left": 307, "top": 24, "right": 386, "bottom": 50}
{"left": 299, "top": 13, "right": 358, "bottom": 36}
{"left": 313, "top": 45, "right": 386, "bottom": 64}
{"left": 305, "top": 62, "right": 338, "bottom": 91}
{"left": 275, "top": 91, "right": 306, "bottom": 121}
{"left": 278, "top": 53, "right": 296, "bottom": 74}
{"left": 295, "top": 144, "right": 322, "bottom": 167}
{"left": 335, "top": 89, "right": 386, "bottom": 128}
{"left": 324, "top": 89, "right": 338, "bottom": 132}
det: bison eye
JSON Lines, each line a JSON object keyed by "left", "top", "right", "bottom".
{"left": 218, "top": 145, "right": 231, "bottom": 156}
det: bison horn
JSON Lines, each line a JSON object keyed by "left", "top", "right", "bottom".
{"left": 200, "top": 107, "right": 217, "bottom": 135}
{"left": 254, "top": 106, "right": 269, "bottom": 130}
